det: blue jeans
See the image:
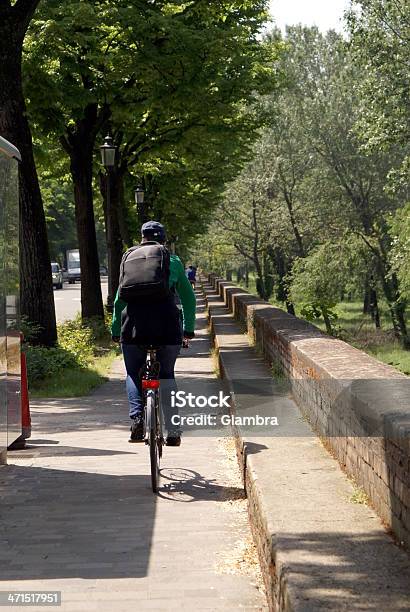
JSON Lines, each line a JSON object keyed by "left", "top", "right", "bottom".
{"left": 121, "top": 344, "right": 181, "bottom": 431}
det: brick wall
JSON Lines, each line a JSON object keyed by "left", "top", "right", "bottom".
{"left": 207, "top": 274, "right": 410, "bottom": 549}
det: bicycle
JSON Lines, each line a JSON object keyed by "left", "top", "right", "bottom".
{"left": 140, "top": 339, "right": 190, "bottom": 493}
{"left": 141, "top": 346, "right": 164, "bottom": 493}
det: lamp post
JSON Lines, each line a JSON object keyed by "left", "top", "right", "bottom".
{"left": 100, "top": 135, "right": 116, "bottom": 168}
{"left": 169, "top": 235, "right": 178, "bottom": 254}
{"left": 100, "top": 134, "right": 117, "bottom": 312}
{"left": 134, "top": 185, "right": 145, "bottom": 223}
{"left": 134, "top": 185, "right": 144, "bottom": 206}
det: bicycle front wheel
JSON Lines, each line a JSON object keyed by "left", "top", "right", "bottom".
{"left": 147, "top": 391, "right": 160, "bottom": 493}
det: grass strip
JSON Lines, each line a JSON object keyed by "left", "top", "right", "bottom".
{"left": 30, "top": 348, "right": 118, "bottom": 398}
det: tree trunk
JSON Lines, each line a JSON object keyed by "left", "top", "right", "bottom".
{"left": 270, "top": 247, "right": 295, "bottom": 315}
{"left": 321, "top": 307, "right": 333, "bottom": 336}
{"left": 256, "top": 277, "right": 266, "bottom": 300}
{"left": 375, "top": 236, "right": 409, "bottom": 346}
{"left": 375, "top": 255, "right": 409, "bottom": 346}
{"left": 283, "top": 190, "right": 305, "bottom": 257}
{"left": 117, "top": 175, "right": 131, "bottom": 247}
{"left": 70, "top": 142, "right": 104, "bottom": 320}
{"left": 369, "top": 286, "right": 381, "bottom": 329}
{"left": 251, "top": 197, "right": 266, "bottom": 300}
{"left": 245, "top": 263, "right": 249, "bottom": 288}
{"left": 363, "top": 283, "right": 371, "bottom": 314}
{"left": 100, "top": 168, "right": 124, "bottom": 312}
{"left": 286, "top": 299, "right": 296, "bottom": 316}
{"left": 262, "top": 254, "right": 274, "bottom": 300}
{"left": 389, "top": 272, "right": 409, "bottom": 347}
{"left": 254, "top": 257, "right": 266, "bottom": 300}
{"left": 0, "top": 11, "right": 56, "bottom": 346}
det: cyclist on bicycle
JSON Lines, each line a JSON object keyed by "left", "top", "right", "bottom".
{"left": 111, "top": 221, "right": 196, "bottom": 446}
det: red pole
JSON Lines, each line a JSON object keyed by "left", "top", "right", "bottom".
{"left": 21, "top": 351, "right": 31, "bottom": 439}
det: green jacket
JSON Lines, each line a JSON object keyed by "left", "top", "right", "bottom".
{"left": 111, "top": 253, "right": 196, "bottom": 338}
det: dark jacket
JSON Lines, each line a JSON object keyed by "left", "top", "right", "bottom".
{"left": 112, "top": 252, "right": 196, "bottom": 345}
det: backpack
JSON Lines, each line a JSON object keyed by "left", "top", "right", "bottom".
{"left": 118, "top": 241, "right": 171, "bottom": 302}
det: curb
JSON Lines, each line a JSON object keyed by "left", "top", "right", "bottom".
{"left": 210, "top": 311, "right": 282, "bottom": 611}
{"left": 205, "top": 285, "right": 292, "bottom": 610}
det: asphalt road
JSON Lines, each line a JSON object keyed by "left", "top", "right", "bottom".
{"left": 54, "top": 278, "right": 109, "bottom": 322}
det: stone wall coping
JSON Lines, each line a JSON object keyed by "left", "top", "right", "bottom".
{"left": 207, "top": 275, "right": 410, "bottom": 448}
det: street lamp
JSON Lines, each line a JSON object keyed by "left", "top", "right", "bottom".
{"left": 99, "top": 134, "right": 116, "bottom": 168}
{"left": 135, "top": 185, "right": 146, "bottom": 222}
{"left": 99, "top": 134, "right": 117, "bottom": 313}
{"left": 134, "top": 185, "right": 145, "bottom": 206}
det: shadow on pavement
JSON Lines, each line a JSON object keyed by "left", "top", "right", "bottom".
{"left": 158, "top": 467, "right": 245, "bottom": 503}
{"left": 243, "top": 442, "right": 268, "bottom": 455}
{"left": 8, "top": 444, "right": 135, "bottom": 458}
{"left": 271, "top": 530, "right": 410, "bottom": 609}
{"left": 0, "top": 464, "right": 156, "bottom": 581}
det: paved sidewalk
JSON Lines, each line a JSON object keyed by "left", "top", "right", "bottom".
{"left": 0, "top": 294, "right": 267, "bottom": 611}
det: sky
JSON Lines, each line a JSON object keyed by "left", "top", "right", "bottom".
{"left": 269, "top": 0, "right": 350, "bottom": 33}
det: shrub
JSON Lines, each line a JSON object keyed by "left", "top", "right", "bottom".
{"left": 25, "top": 345, "right": 78, "bottom": 384}
{"left": 65, "top": 312, "right": 112, "bottom": 344}
{"left": 25, "top": 314, "right": 112, "bottom": 387}
{"left": 20, "top": 316, "right": 42, "bottom": 343}
{"left": 57, "top": 319, "right": 94, "bottom": 367}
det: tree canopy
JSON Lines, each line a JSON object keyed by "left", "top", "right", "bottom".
{"left": 24, "top": 0, "right": 279, "bottom": 315}
{"left": 348, "top": 0, "right": 410, "bottom": 188}
{"left": 192, "top": 25, "right": 410, "bottom": 346}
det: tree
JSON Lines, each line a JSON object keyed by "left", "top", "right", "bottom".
{"left": 24, "top": 1, "right": 119, "bottom": 319}
{"left": 390, "top": 203, "right": 410, "bottom": 302}
{"left": 348, "top": 0, "right": 410, "bottom": 189}
{"left": 347, "top": 1, "right": 410, "bottom": 328}
{"left": 282, "top": 26, "right": 409, "bottom": 345}
{"left": 202, "top": 105, "right": 318, "bottom": 308}
{"left": 289, "top": 237, "right": 368, "bottom": 335}
{"left": 195, "top": 24, "right": 410, "bottom": 345}
{"left": 0, "top": 0, "right": 57, "bottom": 346}
{"left": 25, "top": 0, "right": 277, "bottom": 314}
{"left": 102, "top": 0, "right": 277, "bottom": 303}
{"left": 213, "top": 146, "right": 279, "bottom": 301}
{"left": 191, "top": 224, "right": 239, "bottom": 277}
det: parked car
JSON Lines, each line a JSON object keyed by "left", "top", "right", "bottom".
{"left": 51, "top": 263, "right": 63, "bottom": 289}
{"left": 99, "top": 265, "right": 108, "bottom": 276}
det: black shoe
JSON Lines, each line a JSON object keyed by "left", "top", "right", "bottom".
{"left": 166, "top": 433, "right": 181, "bottom": 447}
{"left": 129, "top": 416, "right": 144, "bottom": 443}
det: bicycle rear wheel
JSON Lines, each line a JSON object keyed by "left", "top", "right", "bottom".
{"left": 147, "top": 392, "right": 160, "bottom": 493}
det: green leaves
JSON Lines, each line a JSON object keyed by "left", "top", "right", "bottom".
{"left": 289, "top": 238, "right": 361, "bottom": 306}
{"left": 348, "top": 0, "right": 410, "bottom": 188}
{"left": 389, "top": 203, "right": 410, "bottom": 301}
{"left": 23, "top": 0, "right": 279, "bottom": 253}
{"left": 192, "top": 23, "right": 409, "bottom": 334}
